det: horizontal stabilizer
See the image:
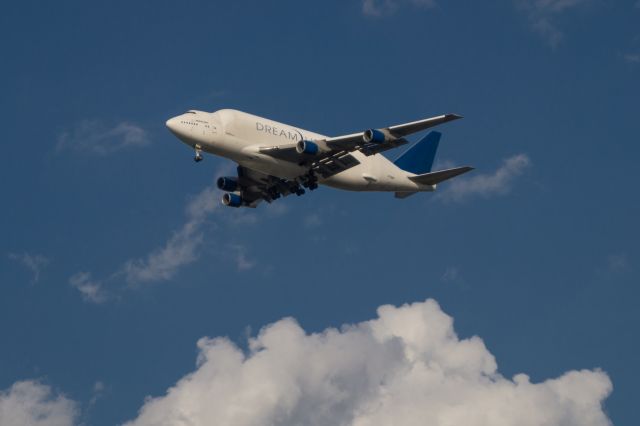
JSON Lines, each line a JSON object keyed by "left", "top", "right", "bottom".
{"left": 408, "top": 166, "right": 474, "bottom": 185}
{"left": 395, "top": 191, "right": 417, "bottom": 199}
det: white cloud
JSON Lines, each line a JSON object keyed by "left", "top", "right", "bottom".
{"left": 56, "top": 120, "right": 149, "bottom": 155}
{"left": 362, "top": 0, "right": 436, "bottom": 17}
{"left": 0, "top": 380, "right": 77, "bottom": 426}
{"left": 516, "top": 0, "right": 591, "bottom": 47}
{"left": 438, "top": 153, "right": 531, "bottom": 203}
{"left": 607, "top": 253, "right": 630, "bottom": 273}
{"left": 123, "top": 185, "right": 219, "bottom": 284}
{"left": 441, "top": 266, "right": 460, "bottom": 282}
{"left": 303, "top": 212, "right": 323, "bottom": 228}
{"left": 69, "top": 271, "right": 108, "bottom": 304}
{"left": 89, "top": 381, "right": 105, "bottom": 407}
{"left": 8, "top": 252, "right": 49, "bottom": 283}
{"left": 69, "top": 175, "right": 259, "bottom": 296}
{"left": 124, "top": 299, "right": 612, "bottom": 426}
{"left": 230, "top": 244, "right": 256, "bottom": 271}
{"left": 624, "top": 53, "right": 640, "bottom": 63}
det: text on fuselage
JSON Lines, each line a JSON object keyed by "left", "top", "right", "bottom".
{"left": 256, "top": 122, "right": 300, "bottom": 141}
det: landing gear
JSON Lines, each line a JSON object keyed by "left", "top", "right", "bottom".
{"left": 194, "top": 145, "right": 203, "bottom": 162}
{"left": 301, "top": 171, "right": 318, "bottom": 191}
{"left": 287, "top": 181, "right": 305, "bottom": 197}
{"left": 267, "top": 188, "right": 281, "bottom": 200}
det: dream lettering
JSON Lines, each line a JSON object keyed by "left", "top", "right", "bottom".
{"left": 256, "top": 122, "right": 300, "bottom": 141}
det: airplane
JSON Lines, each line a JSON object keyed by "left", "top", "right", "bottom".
{"left": 165, "top": 109, "right": 473, "bottom": 208}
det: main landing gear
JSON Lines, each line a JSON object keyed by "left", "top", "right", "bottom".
{"left": 194, "top": 145, "right": 203, "bottom": 162}
{"left": 292, "top": 172, "right": 318, "bottom": 197}
{"left": 300, "top": 172, "right": 318, "bottom": 191}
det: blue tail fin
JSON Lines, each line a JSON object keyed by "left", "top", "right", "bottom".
{"left": 394, "top": 131, "right": 441, "bottom": 174}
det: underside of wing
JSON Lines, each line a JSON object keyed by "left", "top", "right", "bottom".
{"left": 220, "top": 166, "right": 308, "bottom": 208}
{"left": 311, "top": 151, "right": 360, "bottom": 178}
{"left": 237, "top": 166, "right": 295, "bottom": 207}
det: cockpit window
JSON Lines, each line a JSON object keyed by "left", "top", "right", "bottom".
{"left": 185, "top": 111, "right": 196, "bottom": 114}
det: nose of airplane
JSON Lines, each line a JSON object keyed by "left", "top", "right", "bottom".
{"left": 165, "top": 116, "right": 179, "bottom": 134}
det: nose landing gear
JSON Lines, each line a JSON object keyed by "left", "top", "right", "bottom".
{"left": 194, "top": 145, "right": 203, "bottom": 162}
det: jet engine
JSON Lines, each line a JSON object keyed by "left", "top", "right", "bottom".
{"left": 363, "top": 129, "right": 391, "bottom": 144}
{"left": 296, "top": 140, "right": 319, "bottom": 155}
{"left": 222, "top": 192, "right": 242, "bottom": 207}
{"left": 217, "top": 177, "right": 238, "bottom": 192}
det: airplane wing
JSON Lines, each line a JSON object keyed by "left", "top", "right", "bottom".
{"left": 323, "top": 113, "right": 462, "bottom": 152}
{"left": 233, "top": 166, "right": 300, "bottom": 207}
{"left": 259, "top": 113, "right": 462, "bottom": 178}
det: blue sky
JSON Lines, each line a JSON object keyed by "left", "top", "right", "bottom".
{"left": 1, "top": 1, "right": 638, "bottom": 425}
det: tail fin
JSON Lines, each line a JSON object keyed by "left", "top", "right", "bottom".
{"left": 394, "top": 131, "right": 441, "bottom": 175}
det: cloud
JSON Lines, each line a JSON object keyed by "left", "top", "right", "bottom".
{"left": 607, "top": 253, "right": 630, "bottom": 273}
{"left": 362, "top": 0, "right": 436, "bottom": 17}
{"left": 624, "top": 53, "right": 640, "bottom": 63}
{"left": 69, "top": 177, "right": 254, "bottom": 299}
{"left": 8, "top": 252, "right": 49, "bottom": 283}
{"left": 69, "top": 271, "right": 108, "bottom": 303}
{"left": 56, "top": 120, "right": 149, "bottom": 155}
{"left": 116, "top": 171, "right": 280, "bottom": 285}
{"left": 89, "top": 381, "right": 105, "bottom": 407}
{"left": 230, "top": 244, "right": 256, "bottom": 271}
{"left": 124, "top": 298, "right": 612, "bottom": 426}
{"left": 438, "top": 153, "right": 531, "bottom": 203}
{"left": 123, "top": 185, "right": 219, "bottom": 284}
{"left": 303, "top": 213, "right": 323, "bottom": 228}
{"left": 0, "top": 380, "right": 77, "bottom": 426}
{"left": 516, "top": 0, "right": 591, "bottom": 48}
{"left": 441, "top": 266, "right": 461, "bottom": 282}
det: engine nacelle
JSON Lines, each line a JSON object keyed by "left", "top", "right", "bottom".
{"left": 296, "top": 140, "right": 319, "bottom": 155}
{"left": 363, "top": 129, "right": 389, "bottom": 144}
{"left": 217, "top": 177, "right": 238, "bottom": 192}
{"left": 222, "top": 193, "right": 242, "bottom": 208}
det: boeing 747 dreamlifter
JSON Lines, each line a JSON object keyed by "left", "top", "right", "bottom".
{"left": 166, "top": 109, "right": 473, "bottom": 208}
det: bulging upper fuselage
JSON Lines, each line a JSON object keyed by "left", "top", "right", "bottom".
{"left": 165, "top": 109, "right": 431, "bottom": 193}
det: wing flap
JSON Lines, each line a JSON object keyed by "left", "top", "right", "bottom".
{"left": 312, "top": 151, "right": 360, "bottom": 178}
{"left": 360, "top": 137, "right": 409, "bottom": 156}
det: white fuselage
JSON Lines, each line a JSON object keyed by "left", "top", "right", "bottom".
{"left": 166, "top": 109, "right": 433, "bottom": 193}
